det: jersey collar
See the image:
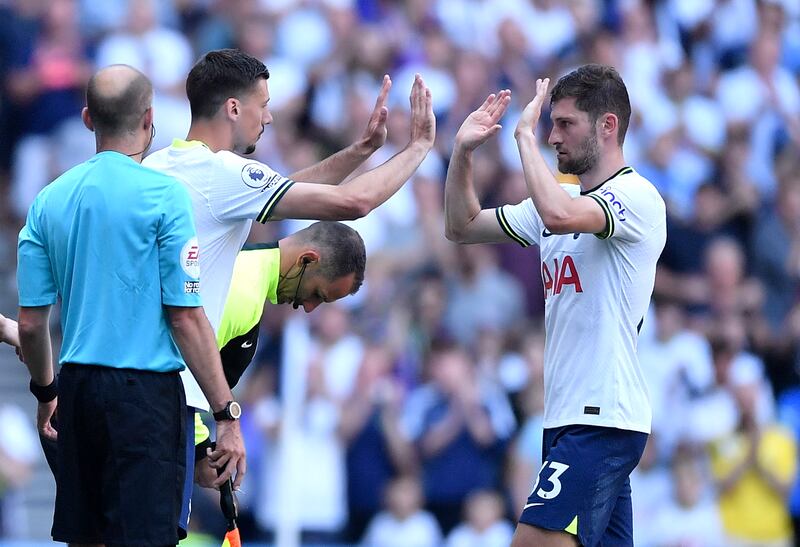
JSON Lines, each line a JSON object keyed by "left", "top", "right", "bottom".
{"left": 580, "top": 166, "right": 634, "bottom": 195}
{"left": 171, "top": 138, "right": 210, "bottom": 150}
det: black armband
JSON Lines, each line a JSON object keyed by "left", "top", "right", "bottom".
{"left": 29, "top": 377, "right": 57, "bottom": 403}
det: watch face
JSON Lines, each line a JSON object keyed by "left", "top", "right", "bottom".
{"left": 229, "top": 401, "right": 242, "bottom": 419}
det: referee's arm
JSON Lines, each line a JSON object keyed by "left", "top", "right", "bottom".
{"left": 166, "top": 305, "right": 246, "bottom": 489}
{"left": 18, "top": 305, "right": 57, "bottom": 441}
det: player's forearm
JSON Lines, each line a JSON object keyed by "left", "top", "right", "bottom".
{"left": 444, "top": 145, "right": 482, "bottom": 242}
{"left": 166, "top": 306, "right": 234, "bottom": 412}
{"left": 342, "top": 141, "right": 430, "bottom": 214}
{"left": 17, "top": 307, "right": 53, "bottom": 386}
{"left": 516, "top": 132, "right": 574, "bottom": 231}
{"left": 290, "top": 141, "right": 374, "bottom": 185}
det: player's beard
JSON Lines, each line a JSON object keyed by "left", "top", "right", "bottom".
{"left": 557, "top": 130, "right": 600, "bottom": 176}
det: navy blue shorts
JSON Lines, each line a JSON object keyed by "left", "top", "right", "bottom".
{"left": 517, "top": 425, "right": 648, "bottom": 547}
{"left": 52, "top": 364, "right": 186, "bottom": 546}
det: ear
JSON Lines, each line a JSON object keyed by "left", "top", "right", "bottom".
{"left": 298, "top": 250, "right": 320, "bottom": 266}
{"left": 225, "top": 98, "right": 240, "bottom": 121}
{"left": 600, "top": 113, "right": 618, "bottom": 139}
{"left": 143, "top": 106, "right": 154, "bottom": 131}
{"left": 81, "top": 107, "right": 94, "bottom": 132}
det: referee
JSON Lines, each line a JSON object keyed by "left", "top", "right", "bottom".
{"left": 16, "top": 65, "right": 245, "bottom": 546}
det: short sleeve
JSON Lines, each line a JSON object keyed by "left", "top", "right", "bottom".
{"left": 17, "top": 198, "right": 58, "bottom": 307}
{"left": 587, "top": 179, "right": 665, "bottom": 243}
{"left": 210, "top": 151, "right": 294, "bottom": 223}
{"left": 497, "top": 198, "right": 542, "bottom": 248}
{"left": 158, "top": 183, "right": 203, "bottom": 307}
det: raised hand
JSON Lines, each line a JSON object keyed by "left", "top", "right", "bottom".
{"left": 359, "top": 74, "right": 391, "bottom": 152}
{"left": 408, "top": 74, "right": 436, "bottom": 150}
{"left": 454, "top": 90, "right": 511, "bottom": 151}
{"left": 515, "top": 78, "right": 550, "bottom": 138}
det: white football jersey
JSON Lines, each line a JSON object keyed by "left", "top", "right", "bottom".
{"left": 144, "top": 140, "right": 294, "bottom": 409}
{"left": 497, "top": 167, "right": 666, "bottom": 433}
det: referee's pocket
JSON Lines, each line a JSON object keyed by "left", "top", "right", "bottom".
{"left": 108, "top": 373, "right": 161, "bottom": 456}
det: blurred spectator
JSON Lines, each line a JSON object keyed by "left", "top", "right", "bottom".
{"left": 777, "top": 385, "right": 800, "bottom": 546}
{"left": 685, "top": 316, "right": 773, "bottom": 445}
{"left": 444, "top": 244, "right": 525, "bottom": 349}
{"left": 505, "top": 331, "right": 545, "bottom": 512}
{"left": 0, "top": 404, "right": 39, "bottom": 538}
{"left": 630, "top": 435, "right": 673, "bottom": 547}
{"left": 716, "top": 30, "right": 800, "bottom": 200}
{"left": 752, "top": 172, "right": 800, "bottom": 330}
{"left": 710, "top": 379, "right": 797, "bottom": 546}
{"left": 444, "top": 489, "right": 514, "bottom": 547}
{"left": 340, "top": 344, "right": 415, "bottom": 542}
{"left": 649, "top": 447, "right": 725, "bottom": 547}
{"left": 361, "top": 475, "right": 442, "bottom": 547}
{"left": 6, "top": 0, "right": 94, "bottom": 221}
{"left": 94, "top": 0, "right": 193, "bottom": 151}
{"left": 401, "top": 341, "right": 515, "bottom": 533}
{"left": 638, "top": 299, "right": 714, "bottom": 457}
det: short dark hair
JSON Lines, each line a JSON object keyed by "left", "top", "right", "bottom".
{"left": 86, "top": 66, "right": 152, "bottom": 136}
{"left": 550, "top": 64, "right": 631, "bottom": 145}
{"left": 186, "top": 49, "right": 270, "bottom": 119}
{"left": 301, "top": 221, "right": 366, "bottom": 294}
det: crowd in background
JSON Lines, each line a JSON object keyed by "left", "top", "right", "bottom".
{"left": 2, "top": 0, "right": 800, "bottom": 545}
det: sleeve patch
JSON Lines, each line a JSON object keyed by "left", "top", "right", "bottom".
{"left": 241, "top": 162, "right": 283, "bottom": 190}
{"left": 180, "top": 237, "right": 200, "bottom": 278}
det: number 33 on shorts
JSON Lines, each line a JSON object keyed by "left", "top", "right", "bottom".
{"left": 528, "top": 460, "right": 570, "bottom": 505}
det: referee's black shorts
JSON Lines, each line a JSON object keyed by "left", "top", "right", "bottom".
{"left": 52, "top": 364, "right": 186, "bottom": 546}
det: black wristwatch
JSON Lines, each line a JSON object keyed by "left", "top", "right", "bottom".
{"left": 213, "top": 401, "right": 242, "bottom": 422}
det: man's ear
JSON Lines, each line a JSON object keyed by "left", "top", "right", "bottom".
{"left": 81, "top": 107, "right": 94, "bottom": 132}
{"left": 298, "top": 250, "right": 320, "bottom": 266}
{"left": 600, "top": 113, "right": 618, "bottom": 138}
{"left": 143, "top": 106, "right": 154, "bottom": 131}
{"left": 226, "top": 98, "right": 240, "bottom": 121}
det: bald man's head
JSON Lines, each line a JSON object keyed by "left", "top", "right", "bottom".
{"left": 86, "top": 65, "right": 153, "bottom": 137}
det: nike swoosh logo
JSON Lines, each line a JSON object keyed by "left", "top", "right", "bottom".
{"left": 241, "top": 340, "right": 254, "bottom": 349}
{"left": 541, "top": 229, "right": 580, "bottom": 240}
{"left": 523, "top": 502, "right": 544, "bottom": 510}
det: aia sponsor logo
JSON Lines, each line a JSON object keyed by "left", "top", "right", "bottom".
{"left": 541, "top": 255, "right": 582, "bottom": 299}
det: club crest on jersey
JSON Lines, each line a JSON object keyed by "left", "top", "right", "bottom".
{"left": 542, "top": 255, "right": 583, "bottom": 299}
{"left": 241, "top": 163, "right": 279, "bottom": 190}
